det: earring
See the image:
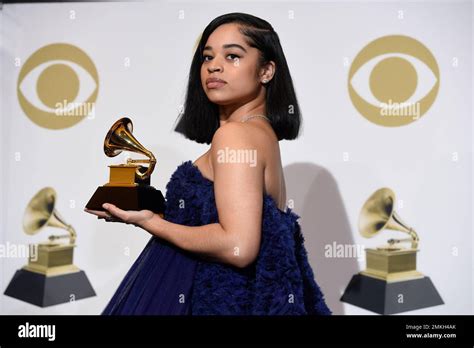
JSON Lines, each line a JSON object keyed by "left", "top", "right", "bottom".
{"left": 262, "top": 79, "right": 269, "bottom": 83}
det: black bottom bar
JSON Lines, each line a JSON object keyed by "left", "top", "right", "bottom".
{"left": 0, "top": 315, "right": 472, "bottom": 346}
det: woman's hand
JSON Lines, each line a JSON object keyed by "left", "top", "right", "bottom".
{"left": 84, "top": 203, "right": 155, "bottom": 228}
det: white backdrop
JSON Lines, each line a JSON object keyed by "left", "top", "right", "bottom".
{"left": 0, "top": 0, "right": 472, "bottom": 315}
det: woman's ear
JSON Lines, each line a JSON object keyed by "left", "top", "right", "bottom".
{"left": 259, "top": 60, "right": 275, "bottom": 83}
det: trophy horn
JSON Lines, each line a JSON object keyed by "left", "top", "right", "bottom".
{"left": 103, "top": 117, "right": 156, "bottom": 180}
{"left": 358, "top": 187, "right": 419, "bottom": 249}
{"left": 23, "top": 187, "right": 76, "bottom": 245}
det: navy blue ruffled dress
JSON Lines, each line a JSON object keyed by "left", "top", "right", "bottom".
{"left": 102, "top": 160, "right": 331, "bottom": 315}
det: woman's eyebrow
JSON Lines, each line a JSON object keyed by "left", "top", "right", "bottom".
{"left": 203, "top": 43, "right": 248, "bottom": 53}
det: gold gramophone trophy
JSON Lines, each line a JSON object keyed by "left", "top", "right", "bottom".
{"left": 340, "top": 187, "right": 443, "bottom": 314}
{"left": 4, "top": 187, "right": 96, "bottom": 307}
{"left": 85, "top": 117, "right": 165, "bottom": 215}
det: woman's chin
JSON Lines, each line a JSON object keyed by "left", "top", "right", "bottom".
{"left": 206, "top": 96, "right": 233, "bottom": 105}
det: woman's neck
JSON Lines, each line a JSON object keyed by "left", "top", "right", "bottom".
{"left": 219, "top": 104, "right": 266, "bottom": 126}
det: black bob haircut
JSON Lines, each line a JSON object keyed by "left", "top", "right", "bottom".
{"left": 174, "top": 12, "right": 302, "bottom": 144}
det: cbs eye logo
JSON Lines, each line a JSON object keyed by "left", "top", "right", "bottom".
{"left": 348, "top": 35, "right": 439, "bottom": 127}
{"left": 17, "top": 43, "right": 99, "bottom": 130}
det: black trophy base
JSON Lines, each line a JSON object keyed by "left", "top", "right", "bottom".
{"left": 85, "top": 185, "right": 165, "bottom": 214}
{"left": 4, "top": 269, "right": 96, "bottom": 307}
{"left": 340, "top": 273, "right": 444, "bottom": 314}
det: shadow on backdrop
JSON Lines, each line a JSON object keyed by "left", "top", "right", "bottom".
{"left": 284, "top": 162, "right": 360, "bottom": 315}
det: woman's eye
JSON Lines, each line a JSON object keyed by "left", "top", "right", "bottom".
{"left": 202, "top": 54, "right": 240, "bottom": 62}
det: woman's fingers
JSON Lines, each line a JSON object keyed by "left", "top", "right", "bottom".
{"left": 84, "top": 208, "right": 110, "bottom": 219}
{"left": 85, "top": 204, "right": 135, "bottom": 224}
{"left": 102, "top": 203, "right": 129, "bottom": 222}
{"left": 84, "top": 207, "right": 122, "bottom": 222}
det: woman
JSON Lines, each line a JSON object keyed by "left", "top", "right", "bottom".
{"left": 85, "top": 12, "right": 331, "bottom": 315}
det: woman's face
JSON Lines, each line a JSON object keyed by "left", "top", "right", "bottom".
{"left": 200, "top": 23, "right": 266, "bottom": 106}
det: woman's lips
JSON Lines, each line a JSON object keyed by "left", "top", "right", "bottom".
{"left": 206, "top": 81, "right": 227, "bottom": 89}
{"left": 206, "top": 77, "right": 227, "bottom": 89}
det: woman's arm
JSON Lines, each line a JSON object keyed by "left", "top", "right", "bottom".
{"left": 92, "top": 122, "right": 268, "bottom": 268}
{"left": 140, "top": 218, "right": 242, "bottom": 266}
{"left": 145, "top": 122, "right": 266, "bottom": 267}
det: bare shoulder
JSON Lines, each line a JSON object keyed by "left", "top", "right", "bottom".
{"left": 207, "top": 121, "right": 279, "bottom": 180}
{"left": 211, "top": 121, "right": 276, "bottom": 150}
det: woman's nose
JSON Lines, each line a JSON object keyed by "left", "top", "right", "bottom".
{"left": 207, "top": 65, "right": 222, "bottom": 73}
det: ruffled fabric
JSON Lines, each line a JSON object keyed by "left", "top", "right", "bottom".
{"left": 168, "top": 160, "right": 331, "bottom": 315}
{"left": 103, "top": 160, "right": 331, "bottom": 315}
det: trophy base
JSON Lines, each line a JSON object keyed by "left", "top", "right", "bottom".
{"left": 340, "top": 273, "right": 444, "bottom": 314}
{"left": 85, "top": 185, "right": 165, "bottom": 215}
{"left": 4, "top": 268, "right": 96, "bottom": 307}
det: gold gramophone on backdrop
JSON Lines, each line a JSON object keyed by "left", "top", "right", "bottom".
{"left": 4, "top": 187, "right": 95, "bottom": 307}
{"left": 340, "top": 187, "right": 443, "bottom": 314}
{"left": 85, "top": 117, "right": 165, "bottom": 215}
